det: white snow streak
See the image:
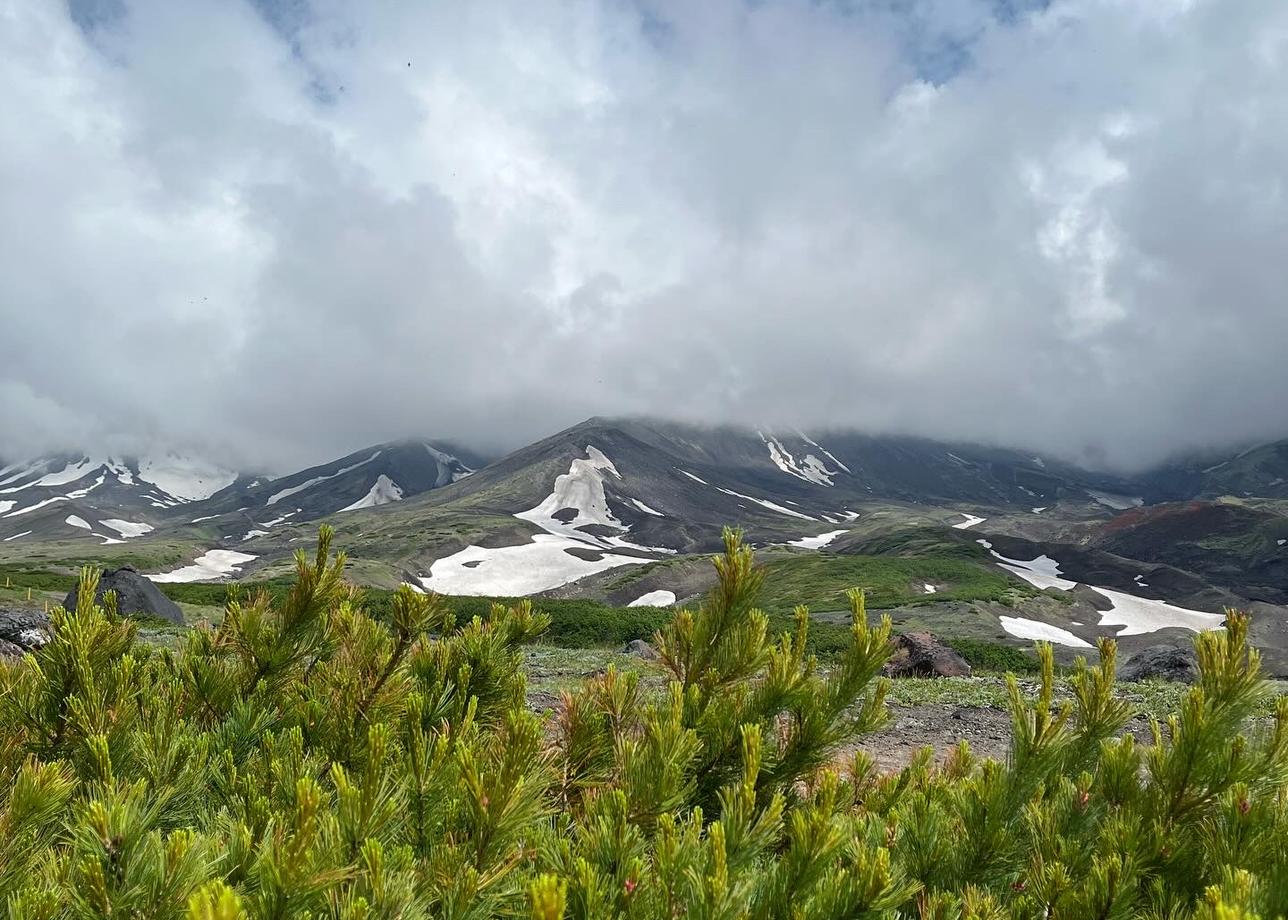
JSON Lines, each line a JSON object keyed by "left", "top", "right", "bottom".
{"left": 2, "top": 530, "right": 32, "bottom": 541}
{"left": 137, "top": 455, "right": 237, "bottom": 501}
{"left": 952, "top": 513, "right": 986, "bottom": 529}
{"left": 150, "top": 550, "right": 257, "bottom": 583}
{"left": 717, "top": 487, "right": 817, "bottom": 520}
{"left": 992, "top": 550, "right": 1225, "bottom": 635}
{"left": 516, "top": 446, "right": 674, "bottom": 554}
{"left": 267, "top": 452, "right": 380, "bottom": 505}
{"left": 629, "top": 590, "right": 677, "bottom": 607}
{"left": 999, "top": 616, "right": 1094, "bottom": 649}
{"left": 65, "top": 514, "right": 91, "bottom": 530}
{"left": 677, "top": 469, "right": 708, "bottom": 485}
{"left": 630, "top": 498, "right": 664, "bottom": 517}
{"left": 99, "top": 519, "right": 154, "bottom": 538}
{"left": 760, "top": 432, "right": 837, "bottom": 486}
{"left": 1087, "top": 490, "right": 1144, "bottom": 511}
{"left": 339, "top": 475, "right": 404, "bottom": 512}
{"left": 5, "top": 496, "right": 68, "bottom": 517}
{"left": 787, "top": 529, "right": 848, "bottom": 549}
{"left": 420, "top": 535, "right": 646, "bottom": 596}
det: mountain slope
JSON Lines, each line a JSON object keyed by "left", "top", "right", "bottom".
{"left": 0, "top": 453, "right": 238, "bottom": 545}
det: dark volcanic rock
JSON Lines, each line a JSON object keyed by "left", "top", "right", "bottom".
{"left": 0, "top": 638, "right": 24, "bottom": 661}
{"left": 0, "top": 607, "right": 51, "bottom": 651}
{"left": 1068, "top": 584, "right": 1115, "bottom": 611}
{"left": 1119, "top": 644, "right": 1199, "bottom": 683}
{"left": 622, "top": 638, "right": 660, "bottom": 660}
{"left": 63, "top": 566, "right": 185, "bottom": 626}
{"left": 883, "top": 632, "right": 972, "bottom": 679}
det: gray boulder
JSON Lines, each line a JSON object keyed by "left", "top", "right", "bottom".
{"left": 622, "top": 638, "right": 660, "bottom": 660}
{"left": 0, "top": 607, "right": 51, "bottom": 653}
{"left": 63, "top": 566, "right": 185, "bottom": 626}
{"left": 1119, "top": 644, "right": 1199, "bottom": 683}
{"left": 883, "top": 632, "right": 972, "bottom": 679}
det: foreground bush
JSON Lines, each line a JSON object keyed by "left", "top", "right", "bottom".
{"left": 1, "top": 528, "right": 1286, "bottom": 919}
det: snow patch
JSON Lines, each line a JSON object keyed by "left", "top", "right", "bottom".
{"left": 922, "top": 584, "right": 937, "bottom": 594}
{"left": 65, "top": 515, "right": 91, "bottom": 530}
{"left": 420, "top": 534, "right": 646, "bottom": 596}
{"left": 151, "top": 550, "right": 257, "bottom": 583}
{"left": 267, "top": 452, "right": 380, "bottom": 505}
{"left": 1087, "top": 490, "right": 1144, "bottom": 511}
{"left": 339, "top": 475, "right": 404, "bottom": 512}
{"left": 630, "top": 498, "right": 664, "bottom": 517}
{"left": 2, "top": 530, "right": 32, "bottom": 541}
{"left": 243, "top": 529, "right": 269, "bottom": 541}
{"left": 1000, "top": 616, "right": 1094, "bottom": 649}
{"left": 1032, "top": 507, "right": 1047, "bottom": 514}
{"left": 629, "top": 589, "right": 677, "bottom": 607}
{"left": 516, "top": 446, "right": 674, "bottom": 554}
{"left": 760, "top": 431, "right": 837, "bottom": 486}
{"left": 191, "top": 515, "right": 220, "bottom": 524}
{"left": 952, "top": 513, "right": 986, "bottom": 530}
{"left": 5, "top": 496, "right": 69, "bottom": 517}
{"left": 100, "top": 519, "right": 154, "bottom": 538}
{"left": 717, "top": 487, "right": 817, "bottom": 520}
{"left": 19, "top": 457, "right": 103, "bottom": 490}
{"left": 64, "top": 474, "right": 105, "bottom": 499}
{"left": 677, "top": 469, "right": 708, "bottom": 485}
{"left": 138, "top": 455, "right": 237, "bottom": 501}
{"left": 0, "top": 501, "right": 13, "bottom": 515}
{"left": 798, "top": 431, "right": 852, "bottom": 473}
{"left": 992, "top": 550, "right": 1224, "bottom": 635}
{"left": 787, "top": 529, "right": 848, "bottom": 549}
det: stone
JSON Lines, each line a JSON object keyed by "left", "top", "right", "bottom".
{"left": 622, "top": 638, "right": 660, "bottom": 660}
{"left": 0, "top": 607, "right": 51, "bottom": 651}
{"left": 1119, "top": 644, "right": 1199, "bottom": 683}
{"left": 882, "top": 632, "right": 972, "bottom": 679}
{"left": 63, "top": 565, "right": 185, "bottom": 626}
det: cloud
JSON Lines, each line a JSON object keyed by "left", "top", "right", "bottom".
{"left": 2, "top": 0, "right": 1287, "bottom": 471}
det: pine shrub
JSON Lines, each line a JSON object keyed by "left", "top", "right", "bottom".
{"left": 1, "top": 526, "right": 1286, "bottom": 918}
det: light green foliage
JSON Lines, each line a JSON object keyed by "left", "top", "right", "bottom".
{"left": 1, "top": 526, "right": 1286, "bottom": 918}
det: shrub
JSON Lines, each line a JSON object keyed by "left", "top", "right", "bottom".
{"left": 1, "top": 527, "right": 1285, "bottom": 918}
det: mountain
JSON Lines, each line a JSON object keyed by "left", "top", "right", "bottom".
{"left": 0, "top": 453, "right": 238, "bottom": 545}
{"left": 1143, "top": 440, "right": 1288, "bottom": 501}
{"left": 10, "top": 419, "right": 1288, "bottom": 674}
{"left": 162, "top": 439, "right": 482, "bottom": 543}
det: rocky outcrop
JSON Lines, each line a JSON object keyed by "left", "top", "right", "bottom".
{"left": 0, "top": 607, "right": 52, "bottom": 660}
{"left": 1119, "top": 644, "right": 1199, "bottom": 683}
{"left": 63, "top": 566, "right": 185, "bottom": 626}
{"left": 883, "top": 632, "right": 972, "bottom": 678}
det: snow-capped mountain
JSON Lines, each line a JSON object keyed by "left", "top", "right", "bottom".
{"left": 171, "top": 439, "right": 482, "bottom": 539}
{"left": 0, "top": 453, "right": 240, "bottom": 545}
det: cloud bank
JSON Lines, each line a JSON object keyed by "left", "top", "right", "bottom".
{"left": 2, "top": 0, "right": 1287, "bottom": 471}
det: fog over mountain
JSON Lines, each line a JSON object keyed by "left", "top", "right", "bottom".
{"left": 3, "top": 0, "right": 1287, "bottom": 472}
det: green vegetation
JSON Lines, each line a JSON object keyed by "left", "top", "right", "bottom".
{"left": 944, "top": 637, "right": 1042, "bottom": 675}
{"left": 759, "top": 552, "right": 1032, "bottom": 612}
{"left": 2, "top": 527, "right": 1287, "bottom": 918}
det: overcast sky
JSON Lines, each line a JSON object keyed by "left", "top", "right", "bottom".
{"left": 3, "top": 0, "right": 1287, "bottom": 472}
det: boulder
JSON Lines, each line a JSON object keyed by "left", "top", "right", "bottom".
{"left": 0, "top": 638, "right": 24, "bottom": 661}
{"left": 882, "top": 632, "right": 972, "bottom": 679}
{"left": 0, "top": 607, "right": 51, "bottom": 652}
{"left": 1119, "top": 644, "right": 1199, "bottom": 683}
{"left": 63, "top": 566, "right": 185, "bottom": 626}
{"left": 622, "top": 638, "right": 660, "bottom": 660}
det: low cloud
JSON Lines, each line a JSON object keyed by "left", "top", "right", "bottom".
{"left": 3, "top": 0, "right": 1287, "bottom": 472}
